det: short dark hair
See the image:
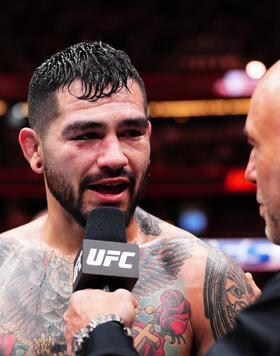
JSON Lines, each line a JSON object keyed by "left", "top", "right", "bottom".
{"left": 28, "top": 41, "right": 147, "bottom": 135}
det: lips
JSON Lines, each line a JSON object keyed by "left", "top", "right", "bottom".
{"left": 89, "top": 181, "right": 129, "bottom": 195}
{"left": 84, "top": 176, "right": 131, "bottom": 196}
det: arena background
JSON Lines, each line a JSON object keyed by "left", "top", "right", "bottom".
{"left": 0, "top": 0, "right": 279, "bottom": 287}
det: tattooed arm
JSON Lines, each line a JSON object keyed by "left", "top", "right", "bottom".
{"left": 206, "top": 272, "right": 280, "bottom": 356}
{"left": 188, "top": 241, "right": 255, "bottom": 355}
{"left": 132, "top": 208, "right": 255, "bottom": 355}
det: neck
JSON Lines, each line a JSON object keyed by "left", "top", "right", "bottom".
{"left": 126, "top": 215, "right": 140, "bottom": 244}
{"left": 126, "top": 209, "right": 154, "bottom": 245}
{"left": 43, "top": 212, "right": 141, "bottom": 257}
{"left": 41, "top": 196, "right": 85, "bottom": 261}
{"left": 43, "top": 188, "right": 150, "bottom": 256}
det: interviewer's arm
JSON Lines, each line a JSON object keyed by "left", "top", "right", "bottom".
{"left": 84, "top": 321, "right": 138, "bottom": 356}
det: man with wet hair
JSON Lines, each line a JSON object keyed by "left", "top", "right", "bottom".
{"left": 0, "top": 41, "right": 254, "bottom": 355}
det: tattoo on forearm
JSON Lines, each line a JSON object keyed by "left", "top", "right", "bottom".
{"left": 135, "top": 208, "right": 162, "bottom": 236}
{"left": 203, "top": 248, "right": 254, "bottom": 340}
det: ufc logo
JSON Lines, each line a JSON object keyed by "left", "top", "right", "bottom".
{"left": 86, "top": 248, "right": 135, "bottom": 269}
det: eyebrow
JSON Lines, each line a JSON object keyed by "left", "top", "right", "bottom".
{"left": 118, "top": 118, "right": 149, "bottom": 129}
{"left": 61, "top": 117, "right": 149, "bottom": 137}
{"left": 61, "top": 121, "right": 104, "bottom": 137}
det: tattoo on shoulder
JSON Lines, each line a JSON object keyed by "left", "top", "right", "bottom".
{"left": 203, "top": 246, "right": 254, "bottom": 340}
{"left": 133, "top": 237, "right": 194, "bottom": 298}
{"left": 0, "top": 238, "right": 19, "bottom": 268}
{"left": 135, "top": 208, "right": 162, "bottom": 236}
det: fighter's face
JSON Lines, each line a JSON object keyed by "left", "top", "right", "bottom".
{"left": 41, "top": 80, "right": 151, "bottom": 227}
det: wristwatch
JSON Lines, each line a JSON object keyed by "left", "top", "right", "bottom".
{"left": 72, "top": 314, "right": 132, "bottom": 355}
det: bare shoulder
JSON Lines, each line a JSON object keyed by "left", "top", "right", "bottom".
{"left": 0, "top": 214, "right": 45, "bottom": 239}
{"left": 135, "top": 206, "right": 195, "bottom": 239}
{"left": 134, "top": 208, "right": 255, "bottom": 353}
{"left": 135, "top": 208, "right": 254, "bottom": 293}
{"left": 0, "top": 215, "right": 46, "bottom": 265}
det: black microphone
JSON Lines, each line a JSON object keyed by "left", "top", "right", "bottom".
{"left": 73, "top": 207, "right": 139, "bottom": 292}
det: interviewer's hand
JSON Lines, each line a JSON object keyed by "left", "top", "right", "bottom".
{"left": 64, "top": 289, "right": 137, "bottom": 355}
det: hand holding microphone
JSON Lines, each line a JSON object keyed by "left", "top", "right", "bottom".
{"left": 64, "top": 288, "right": 138, "bottom": 355}
{"left": 64, "top": 207, "right": 139, "bottom": 355}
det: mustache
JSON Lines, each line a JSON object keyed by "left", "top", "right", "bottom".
{"left": 80, "top": 169, "right": 136, "bottom": 191}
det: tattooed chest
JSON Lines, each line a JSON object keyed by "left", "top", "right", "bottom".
{"left": 132, "top": 289, "right": 192, "bottom": 355}
{"left": 0, "top": 250, "right": 72, "bottom": 355}
{"left": 131, "top": 235, "right": 196, "bottom": 354}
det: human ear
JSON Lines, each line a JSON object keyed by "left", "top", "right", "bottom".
{"left": 18, "top": 128, "right": 44, "bottom": 174}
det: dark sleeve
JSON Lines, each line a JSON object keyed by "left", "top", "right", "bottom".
{"left": 83, "top": 321, "right": 139, "bottom": 356}
{"left": 206, "top": 272, "right": 280, "bottom": 356}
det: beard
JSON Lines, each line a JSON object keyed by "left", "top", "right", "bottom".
{"left": 44, "top": 160, "right": 149, "bottom": 228}
{"left": 264, "top": 209, "right": 280, "bottom": 245}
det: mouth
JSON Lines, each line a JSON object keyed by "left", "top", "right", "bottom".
{"left": 88, "top": 181, "right": 129, "bottom": 195}
{"left": 82, "top": 176, "right": 133, "bottom": 205}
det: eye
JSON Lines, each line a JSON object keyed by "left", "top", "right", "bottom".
{"left": 72, "top": 132, "right": 102, "bottom": 141}
{"left": 120, "top": 129, "right": 144, "bottom": 138}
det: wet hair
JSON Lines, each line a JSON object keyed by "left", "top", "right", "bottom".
{"left": 28, "top": 41, "right": 147, "bottom": 135}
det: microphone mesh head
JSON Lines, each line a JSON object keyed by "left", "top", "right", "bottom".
{"left": 85, "top": 207, "right": 127, "bottom": 243}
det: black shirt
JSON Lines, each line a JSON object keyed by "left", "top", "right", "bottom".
{"left": 82, "top": 321, "right": 139, "bottom": 356}
{"left": 207, "top": 272, "right": 280, "bottom": 356}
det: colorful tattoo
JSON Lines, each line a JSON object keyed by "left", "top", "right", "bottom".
{"left": 1, "top": 222, "right": 241, "bottom": 355}
{"left": 132, "top": 237, "right": 194, "bottom": 354}
{"left": 133, "top": 289, "right": 191, "bottom": 354}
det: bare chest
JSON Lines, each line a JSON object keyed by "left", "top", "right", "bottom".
{"left": 0, "top": 249, "right": 71, "bottom": 355}
{"left": 132, "top": 285, "right": 192, "bottom": 355}
{"left": 0, "top": 237, "right": 194, "bottom": 355}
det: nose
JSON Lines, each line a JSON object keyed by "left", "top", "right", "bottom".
{"left": 97, "top": 136, "right": 128, "bottom": 171}
{"left": 244, "top": 149, "right": 257, "bottom": 184}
